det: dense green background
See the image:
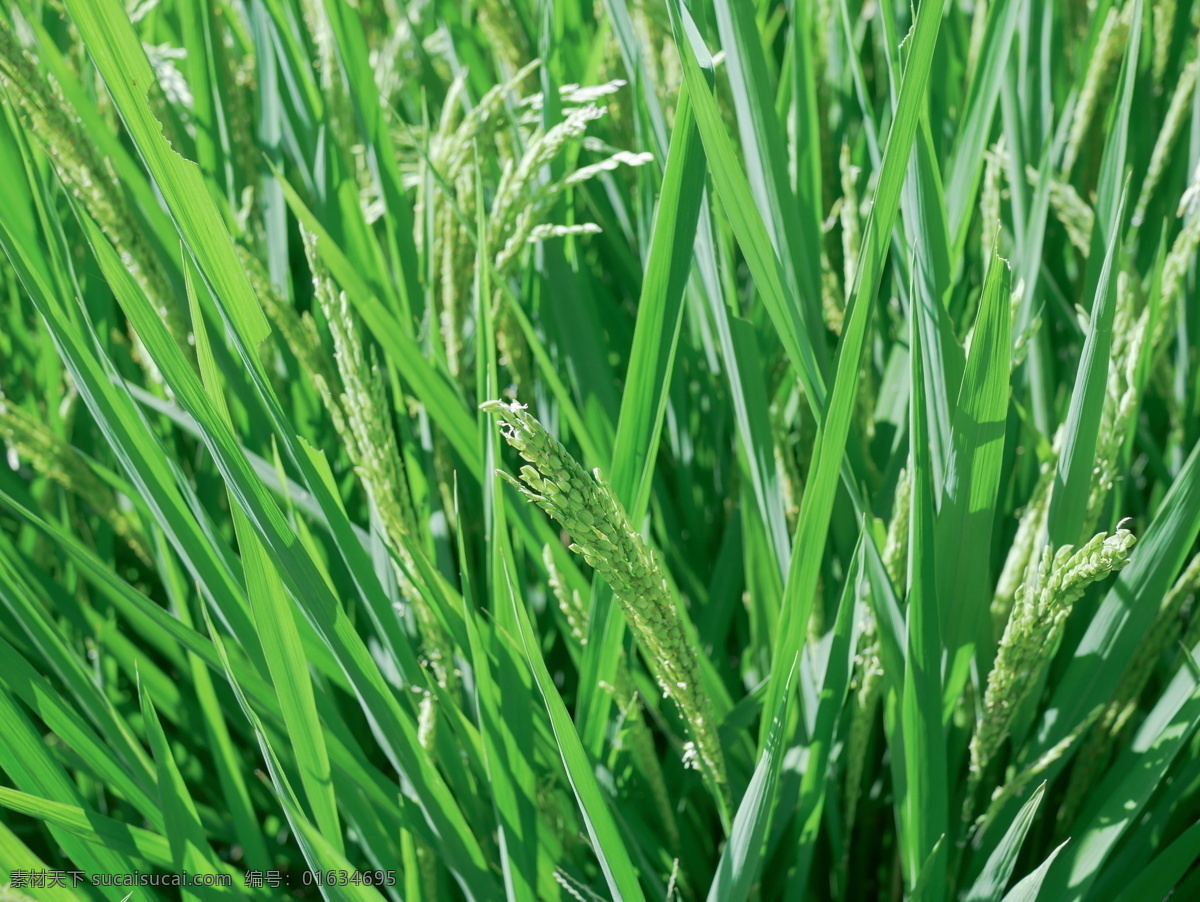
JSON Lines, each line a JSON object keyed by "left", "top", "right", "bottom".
{"left": 1, "top": 0, "right": 1199, "bottom": 899}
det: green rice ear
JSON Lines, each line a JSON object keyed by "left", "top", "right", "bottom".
{"left": 484, "top": 398, "right": 730, "bottom": 804}
{"left": 972, "top": 528, "right": 1138, "bottom": 799}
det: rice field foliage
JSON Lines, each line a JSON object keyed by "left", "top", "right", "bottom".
{"left": 1, "top": 0, "right": 1200, "bottom": 899}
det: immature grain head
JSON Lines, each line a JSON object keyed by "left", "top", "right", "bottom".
{"left": 972, "top": 528, "right": 1137, "bottom": 789}
{"left": 300, "top": 232, "right": 457, "bottom": 691}
{"left": 1025, "top": 165, "right": 1094, "bottom": 254}
{"left": 1063, "top": 4, "right": 1132, "bottom": 174}
{"left": 0, "top": 397, "right": 150, "bottom": 565}
{"left": 1153, "top": 0, "right": 1178, "bottom": 86}
{"left": 0, "top": 21, "right": 187, "bottom": 354}
{"left": 1158, "top": 168, "right": 1200, "bottom": 326}
{"left": 483, "top": 399, "right": 729, "bottom": 800}
{"left": 1134, "top": 57, "right": 1198, "bottom": 226}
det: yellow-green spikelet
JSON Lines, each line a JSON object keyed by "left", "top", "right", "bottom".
{"left": 971, "top": 528, "right": 1136, "bottom": 789}
{"left": 484, "top": 400, "right": 729, "bottom": 801}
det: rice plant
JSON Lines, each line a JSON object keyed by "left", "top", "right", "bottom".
{"left": 1, "top": 0, "right": 1200, "bottom": 900}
